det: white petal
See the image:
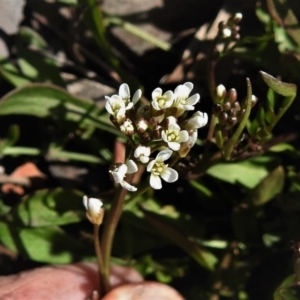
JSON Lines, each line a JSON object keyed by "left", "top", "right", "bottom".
{"left": 120, "top": 180, "right": 137, "bottom": 192}
{"left": 125, "top": 102, "right": 133, "bottom": 110}
{"left": 112, "top": 164, "right": 127, "bottom": 183}
{"left": 182, "top": 105, "right": 195, "bottom": 111}
{"left": 174, "top": 84, "right": 184, "bottom": 97}
{"left": 183, "top": 82, "right": 193, "bottom": 93}
{"left": 152, "top": 88, "right": 162, "bottom": 99}
{"left": 119, "top": 83, "right": 130, "bottom": 99}
{"left": 168, "top": 141, "right": 180, "bottom": 151}
{"left": 132, "top": 89, "right": 142, "bottom": 104}
{"left": 178, "top": 130, "right": 189, "bottom": 143}
{"left": 87, "top": 197, "right": 103, "bottom": 213}
{"left": 134, "top": 147, "right": 142, "bottom": 158}
{"left": 156, "top": 149, "right": 172, "bottom": 161}
{"left": 161, "top": 131, "right": 168, "bottom": 143}
{"left": 111, "top": 94, "right": 125, "bottom": 106}
{"left": 147, "top": 160, "right": 156, "bottom": 172}
{"left": 83, "top": 195, "right": 88, "bottom": 210}
{"left": 105, "top": 100, "right": 113, "bottom": 114}
{"left": 188, "top": 131, "right": 198, "bottom": 147}
{"left": 169, "top": 123, "right": 180, "bottom": 131}
{"left": 186, "top": 94, "right": 200, "bottom": 106}
{"left": 161, "top": 168, "right": 178, "bottom": 183}
{"left": 140, "top": 156, "right": 149, "bottom": 163}
{"left": 167, "top": 116, "right": 177, "bottom": 125}
{"left": 150, "top": 174, "right": 162, "bottom": 189}
{"left": 151, "top": 100, "right": 161, "bottom": 110}
{"left": 164, "top": 91, "right": 174, "bottom": 102}
{"left": 126, "top": 160, "right": 138, "bottom": 174}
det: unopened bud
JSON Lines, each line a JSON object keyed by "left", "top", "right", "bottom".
{"left": 251, "top": 95, "right": 258, "bottom": 107}
{"left": 221, "top": 28, "right": 232, "bottom": 38}
{"left": 233, "top": 13, "right": 243, "bottom": 23}
{"left": 213, "top": 104, "right": 223, "bottom": 115}
{"left": 83, "top": 196, "right": 104, "bottom": 225}
{"left": 216, "top": 84, "right": 226, "bottom": 101}
{"left": 229, "top": 117, "right": 237, "bottom": 126}
{"left": 228, "top": 89, "right": 238, "bottom": 103}
{"left": 223, "top": 102, "right": 231, "bottom": 111}
{"left": 233, "top": 101, "right": 241, "bottom": 111}
{"left": 220, "top": 112, "right": 228, "bottom": 123}
{"left": 230, "top": 108, "right": 237, "bottom": 117}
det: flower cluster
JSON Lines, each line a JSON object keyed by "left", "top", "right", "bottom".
{"left": 105, "top": 83, "right": 208, "bottom": 190}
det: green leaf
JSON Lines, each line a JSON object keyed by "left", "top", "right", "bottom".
{"left": 16, "top": 28, "right": 65, "bottom": 86}
{"left": 57, "top": 0, "right": 78, "bottom": 5}
{"left": 269, "top": 143, "right": 295, "bottom": 152}
{"left": 245, "top": 166, "right": 285, "bottom": 206}
{"left": 0, "top": 83, "right": 121, "bottom": 136}
{"left": 18, "top": 27, "right": 47, "bottom": 48}
{"left": 207, "top": 156, "right": 277, "bottom": 188}
{"left": 15, "top": 188, "right": 85, "bottom": 227}
{"left": 141, "top": 207, "right": 218, "bottom": 271}
{"left": 19, "top": 226, "right": 93, "bottom": 263}
{"left": 266, "top": 0, "right": 300, "bottom": 49}
{"left": 0, "top": 58, "right": 31, "bottom": 87}
{"left": 0, "top": 221, "right": 18, "bottom": 252}
{"left": 273, "top": 274, "right": 298, "bottom": 300}
{"left": 260, "top": 71, "right": 297, "bottom": 97}
{"left": 0, "top": 125, "right": 20, "bottom": 154}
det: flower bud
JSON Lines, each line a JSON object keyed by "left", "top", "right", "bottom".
{"left": 220, "top": 112, "right": 228, "bottom": 123}
{"left": 229, "top": 117, "right": 237, "bottom": 126}
{"left": 233, "top": 101, "right": 241, "bottom": 111}
{"left": 227, "top": 88, "right": 237, "bottom": 103}
{"left": 251, "top": 95, "right": 258, "bottom": 107}
{"left": 136, "top": 118, "right": 149, "bottom": 133}
{"left": 221, "top": 28, "right": 232, "bottom": 38}
{"left": 216, "top": 84, "right": 226, "bottom": 101}
{"left": 83, "top": 196, "right": 104, "bottom": 225}
{"left": 233, "top": 13, "right": 243, "bottom": 24}
{"left": 223, "top": 102, "right": 231, "bottom": 111}
{"left": 213, "top": 104, "right": 223, "bottom": 115}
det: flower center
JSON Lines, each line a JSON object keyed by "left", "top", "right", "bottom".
{"left": 156, "top": 95, "right": 167, "bottom": 108}
{"left": 152, "top": 161, "right": 167, "bottom": 176}
{"left": 165, "top": 129, "right": 180, "bottom": 142}
{"left": 123, "top": 97, "right": 131, "bottom": 106}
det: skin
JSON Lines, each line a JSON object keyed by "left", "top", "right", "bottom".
{"left": 0, "top": 263, "right": 185, "bottom": 300}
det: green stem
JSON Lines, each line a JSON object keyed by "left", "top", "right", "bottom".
{"left": 94, "top": 224, "right": 110, "bottom": 296}
{"left": 101, "top": 179, "right": 132, "bottom": 286}
{"left": 124, "top": 182, "right": 150, "bottom": 206}
{"left": 223, "top": 78, "right": 252, "bottom": 160}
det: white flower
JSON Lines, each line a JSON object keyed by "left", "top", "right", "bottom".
{"left": 161, "top": 118, "right": 189, "bottom": 151}
{"left": 178, "top": 111, "right": 208, "bottom": 157}
{"left": 172, "top": 82, "right": 200, "bottom": 116}
{"left": 109, "top": 160, "right": 138, "bottom": 192}
{"left": 134, "top": 145, "right": 151, "bottom": 163}
{"left": 151, "top": 88, "right": 174, "bottom": 110}
{"left": 147, "top": 149, "right": 178, "bottom": 190}
{"left": 83, "top": 196, "right": 104, "bottom": 225}
{"left": 120, "top": 119, "right": 134, "bottom": 135}
{"left": 105, "top": 83, "right": 141, "bottom": 122}
{"left": 184, "top": 111, "right": 208, "bottom": 131}
{"left": 118, "top": 83, "right": 142, "bottom": 110}
{"left": 105, "top": 95, "right": 126, "bottom": 123}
